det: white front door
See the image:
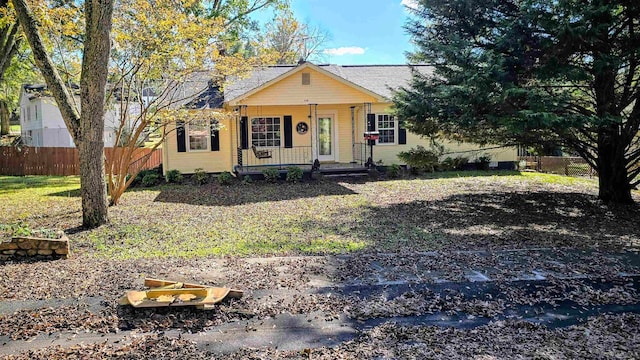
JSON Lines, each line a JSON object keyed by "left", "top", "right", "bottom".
{"left": 317, "top": 115, "right": 335, "bottom": 161}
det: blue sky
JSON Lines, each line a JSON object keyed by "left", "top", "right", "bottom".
{"left": 257, "top": 0, "right": 418, "bottom": 65}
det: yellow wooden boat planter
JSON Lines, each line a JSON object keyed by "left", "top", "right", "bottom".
{"left": 120, "top": 278, "right": 243, "bottom": 310}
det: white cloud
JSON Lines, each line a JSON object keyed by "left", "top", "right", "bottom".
{"left": 323, "top": 47, "right": 366, "bottom": 56}
{"left": 400, "top": 0, "right": 419, "bottom": 11}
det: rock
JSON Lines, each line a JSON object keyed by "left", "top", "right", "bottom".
{"left": 3, "top": 250, "right": 16, "bottom": 255}
{"left": 0, "top": 242, "right": 18, "bottom": 250}
{"left": 26, "top": 249, "right": 37, "bottom": 256}
{"left": 17, "top": 239, "right": 34, "bottom": 250}
{"left": 37, "top": 249, "right": 53, "bottom": 256}
{"left": 37, "top": 241, "right": 51, "bottom": 249}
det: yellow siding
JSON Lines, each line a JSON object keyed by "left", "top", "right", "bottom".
{"left": 364, "top": 103, "right": 517, "bottom": 165}
{"left": 163, "top": 117, "right": 233, "bottom": 174}
{"left": 237, "top": 68, "right": 379, "bottom": 106}
{"left": 163, "top": 102, "right": 518, "bottom": 173}
{"left": 163, "top": 72, "right": 518, "bottom": 173}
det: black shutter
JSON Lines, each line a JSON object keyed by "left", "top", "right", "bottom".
{"left": 176, "top": 121, "right": 186, "bottom": 152}
{"left": 398, "top": 118, "right": 407, "bottom": 145}
{"left": 284, "top": 115, "right": 293, "bottom": 148}
{"left": 240, "top": 116, "right": 249, "bottom": 149}
{"left": 210, "top": 120, "right": 220, "bottom": 151}
{"left": 367, "top": 114, "right": 376, "bottom": 146}
{"left": 367, "top": 113, "right": 376, "bottom": 131}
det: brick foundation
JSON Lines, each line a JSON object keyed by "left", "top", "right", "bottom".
{"left": 0, "top": 236, "right": 70, "bottom": 260}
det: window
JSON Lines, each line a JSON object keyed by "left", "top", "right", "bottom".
{"left": 35, "top": 105, "right": 38, "bottom": 121}
{"left": 26, "top": 107, "right": 31, "bottom": 122}
{"left": 377, "top": 114, "right": 396, "bottom": 144}
{"left": 188, "top": 119, "right": 208, "bottom": 151}
{"left": 302, "top": 72, "right": 311, "bottom": 85}
{"left": 251, "top": 117, "right": 281, "bottom": 147}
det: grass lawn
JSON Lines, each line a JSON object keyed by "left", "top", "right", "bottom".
{"left": 1, "top": 171, "right": 636, "bottom": 259}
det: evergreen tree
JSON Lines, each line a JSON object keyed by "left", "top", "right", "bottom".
{"left": 394, "top": 0, "right": 640, "bottom": 204}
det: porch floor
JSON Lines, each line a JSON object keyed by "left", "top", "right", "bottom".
{"left": 234, "top": 162, "right": 368, "bottom": 177}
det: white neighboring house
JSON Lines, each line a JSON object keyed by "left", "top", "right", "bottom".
{"left": 19, "top": 84, "right": 144, "bottom": 148}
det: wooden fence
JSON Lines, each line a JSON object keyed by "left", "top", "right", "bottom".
{"left": 519, "top": 156, "right": 595, "bottom": 177}
{"left": 0, "top": 147, "right": 162, "bottom": 176}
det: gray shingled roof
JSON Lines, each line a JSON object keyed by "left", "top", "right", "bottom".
{"left": 224, "top": 64, "right": 433, "bottom": 103}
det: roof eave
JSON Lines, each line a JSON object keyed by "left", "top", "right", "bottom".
{"left": 225, "top": 63, "right": 387, "bottom": 106}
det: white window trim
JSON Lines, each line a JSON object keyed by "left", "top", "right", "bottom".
{"left": 187, "top": 119, "right": 209, "bottom": 152}
{"left": 376, "top": 114, "right": 397, "bottom": 146}
{"left": 250, "top": 116, "right": 282, "bottom": 148}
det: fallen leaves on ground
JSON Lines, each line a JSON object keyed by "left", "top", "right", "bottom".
{"left": 5, "top": 313, "right": 639, "bottom": 359}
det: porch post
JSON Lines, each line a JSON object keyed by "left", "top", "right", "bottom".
{"left": 309, "top": 103, "right": 318, "bottom": 164}
{"left": 314, "top": 104, "right": 318, "bottom": 162}
{"left": 235, "top": 106, "right": 240, "bottom": 167}
{"left": 350, "top": 105, "right": 356, "bottom": 162}
{"left": 308, "top": 104, "right": 313, "bottom": 164}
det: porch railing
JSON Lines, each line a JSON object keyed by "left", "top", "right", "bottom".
{"left": 353, "top": 142, "right": 370, "bottom": 166}
{"left": 237, "top": 146, "right": 313, "bottom": 169}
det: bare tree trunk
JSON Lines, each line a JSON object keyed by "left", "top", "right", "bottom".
{"left": 11, "top": 0, "right": 81, "bottom": 139}
{"left": 0, "top": 2, "right": 21, "bottom": 137}
{"left": 78, "top": 0, "right": 113, "bottom": 227}
{"left": 0, "top": 99, "right": 9, "bottom": 136}
{"left": 13, "top": 0, "right": 114, "bottom": 228}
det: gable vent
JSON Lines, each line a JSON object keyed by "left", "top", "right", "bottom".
{"left": 302, "top": 72, "right": 311, "bottom": 85}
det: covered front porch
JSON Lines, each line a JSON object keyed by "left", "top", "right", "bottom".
{"left": 232, "top": 103, "right": 378, "bottom": 175}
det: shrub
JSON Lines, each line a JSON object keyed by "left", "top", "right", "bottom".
{"left": 397, "top": 145, "right": 441, "bottom": 173}
{"left": 217, "top": 171, "right": 234, "bottom": 185}
{"left": 242, "top": 175, "right": 253, "bottom": 185}
{"left": 131, "top": 169, "right": 156, "bottom": 187}
{"left": 387, "top": 164, "right": 402, "bottom": 178}
{"left": 441, "top": 156, "right": 469, "bottom": 171}
{"left": 440, "top": 157, "right": 454, "bottom": 171}
{"left": 193, "top": 168, "right": 209, "bottom": 185}
{"left": 286, "top": 166, "right": 303, "bottom": 183}
{"left": 141, "top": 173, "right": 160, "bottom": 187}
{"left": 263, "top": 168, "right": 280, "bottom": 183}
{"left": 165, "top": 169, "right": 183, "bottom": 183}
{"left": 477, "top": 154, "right": 492, "bottom": 170}
{"left": 452, "top": 156, "right": 469, "bottom": 170}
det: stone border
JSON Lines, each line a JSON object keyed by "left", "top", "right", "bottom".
{"left": 0, "top": 235, "right": 70, "bottom": 260}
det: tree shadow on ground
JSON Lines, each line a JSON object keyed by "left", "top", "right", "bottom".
{"left": 152, "top": 181, "right": 357, "bottom": 206}
{"left": 47, "top": 188, "right": 81, "bottom": 197}
{"left": 115, "top": 299, "right": 353, "bottom": 349}
{"left": 413, "top": 169, "right": 523, "bottom": 180}
{"left": 296, "top": 191, "right": 640, "bottom": 251}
